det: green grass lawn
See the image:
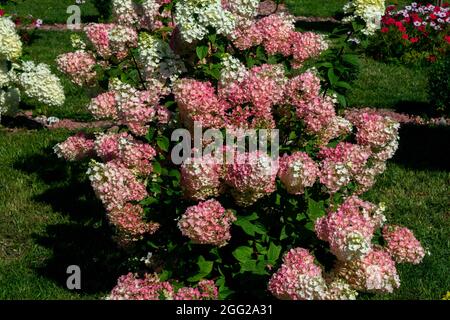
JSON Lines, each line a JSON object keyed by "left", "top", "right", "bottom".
{"left": 286, "top": 0, "right": 414, "bottom": 17}
{"left": 0, "top": 128, "right": 126, "bottom": 299}
{"left": 0, "top": 125, "right": 448, "bottom": 299}
{"left": 348, "top": 57, "right": 430, "bottom": 109}
{"left": 3, "top": 0, "right": 103, "bottom": 24}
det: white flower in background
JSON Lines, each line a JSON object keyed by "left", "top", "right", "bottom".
{"left": 0, "top": 59, "right": 10, "bottom": 87}
{"left": 112, "top": 0, "right": 139, "bottom": 26}
{"left": 138, "top": 32, "right": 186, "bottom": 82}
{"left": 343, "top": 0, "right": 385, "bottom": 35}
{"left": 70, "top": 34, "right": 86, "bottom": 50}
{"left": 142, "top": 0, "right": 161, "bottom": 24}
{"left": 0, "top": 17, "right": 23, "bottom": 61}
{"left": 224, "top": 0, "right": 259, "bottom": 28}
{"left": 175, "top": 0, "right": 236, "bottom": 43}
{"left": 0, "top": 87, "right": 20, "bottom": 118}
{"left": 219, "top": 53, "right": 248, "bottom": 85}
{"left": 14, "top": 61, "right": 65, "bottom": 107}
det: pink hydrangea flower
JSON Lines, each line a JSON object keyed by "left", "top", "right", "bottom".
{"left": 108, "top": 273, "right": 218, "bottom": 300}
{"left": 174, "top": 280, "right": 218, "bottom": 300}
{"left": 178, "top": 199, "right": 236, "bottom": 247}
{"left": 278, "top": 152, "right": 319, "bottom": 195}
{"left": 85, "top": 23, "right": 114, "bottom": 58}
{"left": 87, "top": 161, "right": 148, "bottom": 211}
{"left": 315, "top": 196, "right": 386, "bottom": 261}
{"left": 88, "top": 91, "right": 118, "bottom": 120}
{"left": 224, "top": 151, "right": 278, "bottom": 207}
{"left": 174, "top": 79, "right": 229, "bottom": 129}
{"left": 56, "top": 50, "right": 97, "bottom": 86}
{"left": 346, "top": 111, "right": 400, "bottom": 161}
{"left": 382, "top": 225, "right": 425, "bottom": 264}
{"left": 333, "top": 249, "right": 400, "bottom": 294}
{"left": 181, "top": 154, "right": 224, "bottom": 201}
{"left": 107, "top": 273, "right": 174, "bottom": 300}
{"left": 318, "top": 142, "right": 372, "bottom": 193}
{"left": 54, "top": 133, "right": 95, "bottom": 161}
{"left": 94, "top": 132, "right": 156, "bottom": 175}
{"left": 268, "top": 248, "right": 326, "bottom": 300}
{"left": 108, "top": 203, "right": 160, "bottom": 244}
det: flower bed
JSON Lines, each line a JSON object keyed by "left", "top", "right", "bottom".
{"left": 369, "top": 2, "right": 450, "bottom": 64}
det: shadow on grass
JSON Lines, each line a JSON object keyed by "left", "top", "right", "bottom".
{"left": 0, "top": 115, "right": 44, "bottom": 130}
{"left": 392, "top": 123, "right": 450, "bottom": 171}
{"left": 295, "top": 20, "right": 341, "bottom": 33}
{"left": 14, "top": 146, "right": 126, "bottom": 295}
{"left": 393, "top": 101, "right": 436, "bottom": 117}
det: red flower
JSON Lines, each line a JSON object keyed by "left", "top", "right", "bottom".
{"left": 0, "top": 9, "right": 4, "bottom": 17}
{"left": 429, "top": 14, "right": 437, "bottom": 20}
{"left": 418, "top": 26, "right": 426, "bottom": 32}
{"left": 410, "top": 37, "right": 419, "bottom": 43}
{"left": 381, "top": 27, "right": 389, "bottom": 33}
{"left": 427, "top": 55, "right": 437, "bottom": 63}
{"left": 386, "top": 18, "right": 396, "bottom": 25}
{"left": 402, "top": 34, "right": 409, "bottom": 40}
{"left": 445, "top": 35, "right": 450, "bottom": 44}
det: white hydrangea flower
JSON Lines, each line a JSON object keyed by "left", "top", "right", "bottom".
{"left": 138, "top": 32, "right": 186, "bottom": 82}
{"left": 297, "top": 274, "right": 328, "bottom": 300}
{"left": 344, "top": 231, "right": 372, "bottom": 260}
{"left": 0, "top": 60, "right": 10, "bottom": 87}
{"left": 0, "top": 17, "right": 23, "bottom": 61}
{"left": 225, "top": 0, "right": 259, "bottom": 28}
{"left": 142, "top": 0, "right": 161, "bottom": 25}
{"left": 175, "top": 0, "right": 236, "bottom": 43}
{"left": 14, "top": 61, "right": 65, "bottom": 107}
{"left": 219, "top": 53, "right": 248, "bottom": 85}
{"left": 343, "top": 0, "right": 385, "bottom": 35}
{"left": 0, "top": 87, "right": 20, "bottom": 118}
{"left": 112, "top": 0, "right": 139, "bottom": 26}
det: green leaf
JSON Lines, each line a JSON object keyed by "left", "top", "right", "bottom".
{"left": 315, "top": 62, "right": 333, "bottom": 68}
{"left": 145, "top": 127, "right": 156, "bottom": 142}
{"left": 140, "top": 197, "right": 158, "bottom": 206}
{"left": 327, "top": 68, "right": 339, "bottom": 86}
{"left": 305, "top": 221, "right": 315, "bottom": 232}
{"left": 169, "top": 169, "right": 181, "bottom": 180}
{"left": 187, "top": 256, "right": 213, "bottom": 282}
{"left": 208, "top": 34, "right": 217, "bottom": 44}
{"left": 234, "top": 214, "right": 265, "bottom": 236}
{"left": 152, "top": 161, "right": 162, "bottom": 175}
{"left": 196, "top": 45, "right": 209, "bottom": 60}
{"left": 156, "top": 136, "right": 170, "bottom": 152}
{"left": 280, "top": 226, "right": 288, "bottom": 240}
{"left": 335, "top": 81, "right": 352, "bottom": 90}
{"left": 256, "top": 46, "right": 267, "bottom": 61}
{"left": 232, "top": 246, "right": 253, "bottom": 263}
{"left": 342, "top": 54, "right": 360, "bottom": 67}
{"left": 219, "top": 286, "right": 234, "bottom": 299}
{"left": 256, "top": 243, "right": 268, "bottom": 254}
{"left": 336, "top": 93, "right": 347, "bottom": 107}
{"left": 267, "top": 242, "right": 282, "bottom": 263}
{"left": 307, "top": 198, "right": 326, "bottom": 221}
{"left": 240, "top": 260, "right": 257, "bottom": 273}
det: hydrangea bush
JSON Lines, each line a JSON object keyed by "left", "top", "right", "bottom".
{"left": 0, "top": 15, "right": 64, "bottom": 120}
{"left": 55, "top": 0, "right": 425, "bottom": 300}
